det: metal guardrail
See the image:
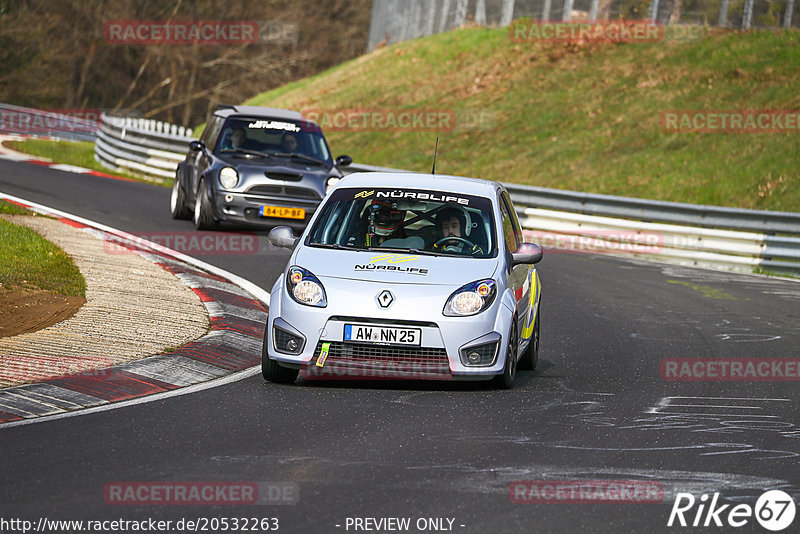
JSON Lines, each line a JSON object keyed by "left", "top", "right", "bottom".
{"left": 0, "top": 103, "right": 98, "bottom": 142}
{"left": 517, "top": 207, "right": 800, "bottom": 276}
{"left": 94, "top": 113, "right": 194, "bottom": 182}
{"left": 87, "top": 120, "right": 800, "bottom": 277}
{"left": 503, "top": 182, "right": 800, "bottom": 235}
{"left": 345, "top": 163, "right": 800, "bottom": 277}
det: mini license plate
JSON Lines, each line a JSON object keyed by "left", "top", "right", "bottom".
{"left": 259, "top": 205, "right": 305, "bottom": 219}
{"left": 344, "top": 324, "right": 422, "bottom": 346}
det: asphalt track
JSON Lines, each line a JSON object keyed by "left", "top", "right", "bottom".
{"left": 1, "top": 158, "right": 799, "bottom": 533}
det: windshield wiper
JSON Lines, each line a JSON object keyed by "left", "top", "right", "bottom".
{"left": 221, "top": 148, "right": 271, "bottom": 159}
{"left": 309, "top": 242, "right": 348, "bottom": 250}
{"left": 366, "top": 246, "right": 441, "bottom": 257}
{"left": 273, "top": 152, "right": 328, "bottom": 167}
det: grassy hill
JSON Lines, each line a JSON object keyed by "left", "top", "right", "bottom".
{"left": 243, "top": 26, "right": 799, "bottom": 212}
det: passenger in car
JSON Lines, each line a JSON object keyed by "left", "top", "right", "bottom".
{"left": 280, "top": 132, "right": 300, "bottom": 153}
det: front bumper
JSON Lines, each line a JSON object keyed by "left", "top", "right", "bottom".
{"left": 213, "top": 189, "right": 321, "bottom": 228}
{"left": 266, "top": 278, "right": 513, "bottom": 380}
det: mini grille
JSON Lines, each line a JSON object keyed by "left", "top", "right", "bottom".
{"left": 246, "top": 184, "right": 320, "bottom": 200}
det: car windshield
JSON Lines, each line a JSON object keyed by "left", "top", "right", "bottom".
{"left": 307, "top": 187, "right": 497, "bottom": 258}
{"left": 215, "top": 116, "right": 332, "bottom": 164}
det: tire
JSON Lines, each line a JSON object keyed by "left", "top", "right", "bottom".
{"left": 193, "top": 178, "right": 218, "bottom": 230}
{"left": 261, "top": 322, "right": 299, "bottom": 384}
{"left": 518, "top": 305, "right": 540, "bottom": 371}
{"left": 170, "top": 172, "right": 191, "bottom": 220}
{"left": 493, "top": 319, "right": 518, "bottom": 389}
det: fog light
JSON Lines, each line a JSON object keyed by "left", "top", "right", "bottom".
{"left": 273, "top": 325, "right": 305, "bottom": 354}
{"left": 459, "top": 341, "right": 499, "bottom": 366}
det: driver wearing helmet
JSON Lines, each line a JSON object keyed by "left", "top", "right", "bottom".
{"left": 432, "top": 206, "right": 483, "bottom": 255}
{"left": 363, "top": 199, "right": 406, "bottom": 247}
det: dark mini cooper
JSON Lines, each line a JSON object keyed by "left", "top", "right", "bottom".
{"left": 170, "top": 105, "right": 352, "bottom": 230}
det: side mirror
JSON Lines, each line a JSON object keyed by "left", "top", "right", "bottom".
{"left": 511, "top": 242, "right": 543, "bottom": 266}
{"left": 335, "top": 154, "right": 352, "bottom": 167}
{"left": 189, "top": 140, "right": 205, "bottom": 152}
{"left": 268, "top": 226, "right": 300, "bottom": 249}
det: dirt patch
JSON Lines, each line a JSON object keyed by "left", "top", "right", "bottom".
{"left": 0, "top": 289, "right": 85, "bottom": 338}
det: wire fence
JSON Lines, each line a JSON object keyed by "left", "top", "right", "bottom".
{"left": 367, "top": 0, "right": 798, "bottom": 49}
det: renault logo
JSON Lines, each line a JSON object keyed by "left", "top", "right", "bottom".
{"left": 377, "top": 290, "right": 394, "bottom": 308}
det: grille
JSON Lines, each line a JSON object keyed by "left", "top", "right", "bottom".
{"left": 265, "top": 171, "right": 302, "bottom": 181}
{"left": 312, "top": 341, "right": 450, "bottom": 376}
{"left": 246, "top": 184, "right": 321, "bottom": 200}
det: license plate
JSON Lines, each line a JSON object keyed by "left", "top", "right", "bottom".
{"left": 344, "top": 324, "right": 421, "bottom": 346}
{"left": 259, "top": 205, "right": 305, "bottom": 219}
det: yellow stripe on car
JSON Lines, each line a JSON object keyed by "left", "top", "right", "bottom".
{"left": 521, "top": 270, "right": 540, "bottom": 340}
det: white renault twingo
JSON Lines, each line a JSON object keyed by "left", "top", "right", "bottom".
{"left": 263, "top": 172, "right": 542, "bottom": 388}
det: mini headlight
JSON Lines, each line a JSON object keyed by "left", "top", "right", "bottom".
{"left": 326, "top": 176, "right": 341, "bottom": 192}
{"left": 219, "top": 167, "right": 239, "bottom": 189}
{"left": 443, "top": 279, "right": 497, "bottom": 317}
{"left": 286, "top": 266, "right": 327, "bottom": 307}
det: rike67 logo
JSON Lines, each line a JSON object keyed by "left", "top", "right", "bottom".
{"left": 668, "top": 490, "right": 796, "bottom": 531}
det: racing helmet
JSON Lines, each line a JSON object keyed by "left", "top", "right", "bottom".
{"left": 369, "top": 200, "right": 406, "bottom": 236}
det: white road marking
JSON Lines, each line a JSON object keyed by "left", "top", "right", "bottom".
{"left": 0, "top": 367, "right": 260, "bottom": 429}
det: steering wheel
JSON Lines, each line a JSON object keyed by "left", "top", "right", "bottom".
{"left": 434, "top": 237, "right": 474, "bottom": 249}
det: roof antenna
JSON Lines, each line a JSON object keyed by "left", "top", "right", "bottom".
{"left": 431, "top": 137, "right": 439, "bottom": 175}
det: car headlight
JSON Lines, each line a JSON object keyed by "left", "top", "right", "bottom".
{"left": 443, "top": 279, "right": 497, "bottom": 317}
{"left": 326, "top": 176, "right": 341, "bottom": 192}
{"left": 286, "top": 266, "right": 327, "bottom": 307}
{"left": 219, "top": 166, "right": 239, "bottom": 189}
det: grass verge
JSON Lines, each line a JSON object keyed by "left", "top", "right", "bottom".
{"left": 239, "top": 26, "right": 799, "bottom": 212}
{"left": 5, "top": 139, "right": 164, "bottom": 185}
{"left": 0, "top": 201, "right": 86, "bottom": 297}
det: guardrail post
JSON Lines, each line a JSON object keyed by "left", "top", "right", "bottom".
{"left": 424, "top": 0, "right": 437, "bottom": 35}
{"left": 589, "top": 0, "right": 600, "bottom": 21}
{"left": 742, "top": 0, "right": 754, "bottom": 28}
{"left": 475, "top": 0, "right": 487, "bottom": 25}
{"left": 718, "top": 0, "right": 730, "bottom": 26}
{"left": 454, "top": 0, "right": 468, "bottom": 27}
{"left": 648, "top": 0, "right": 661, "bottom": 23}
{"left": 500, "top": 0, "right": 515, "bottom": 26}
{"left": 562, "top": 0, "right": 575, "bottom": 21}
